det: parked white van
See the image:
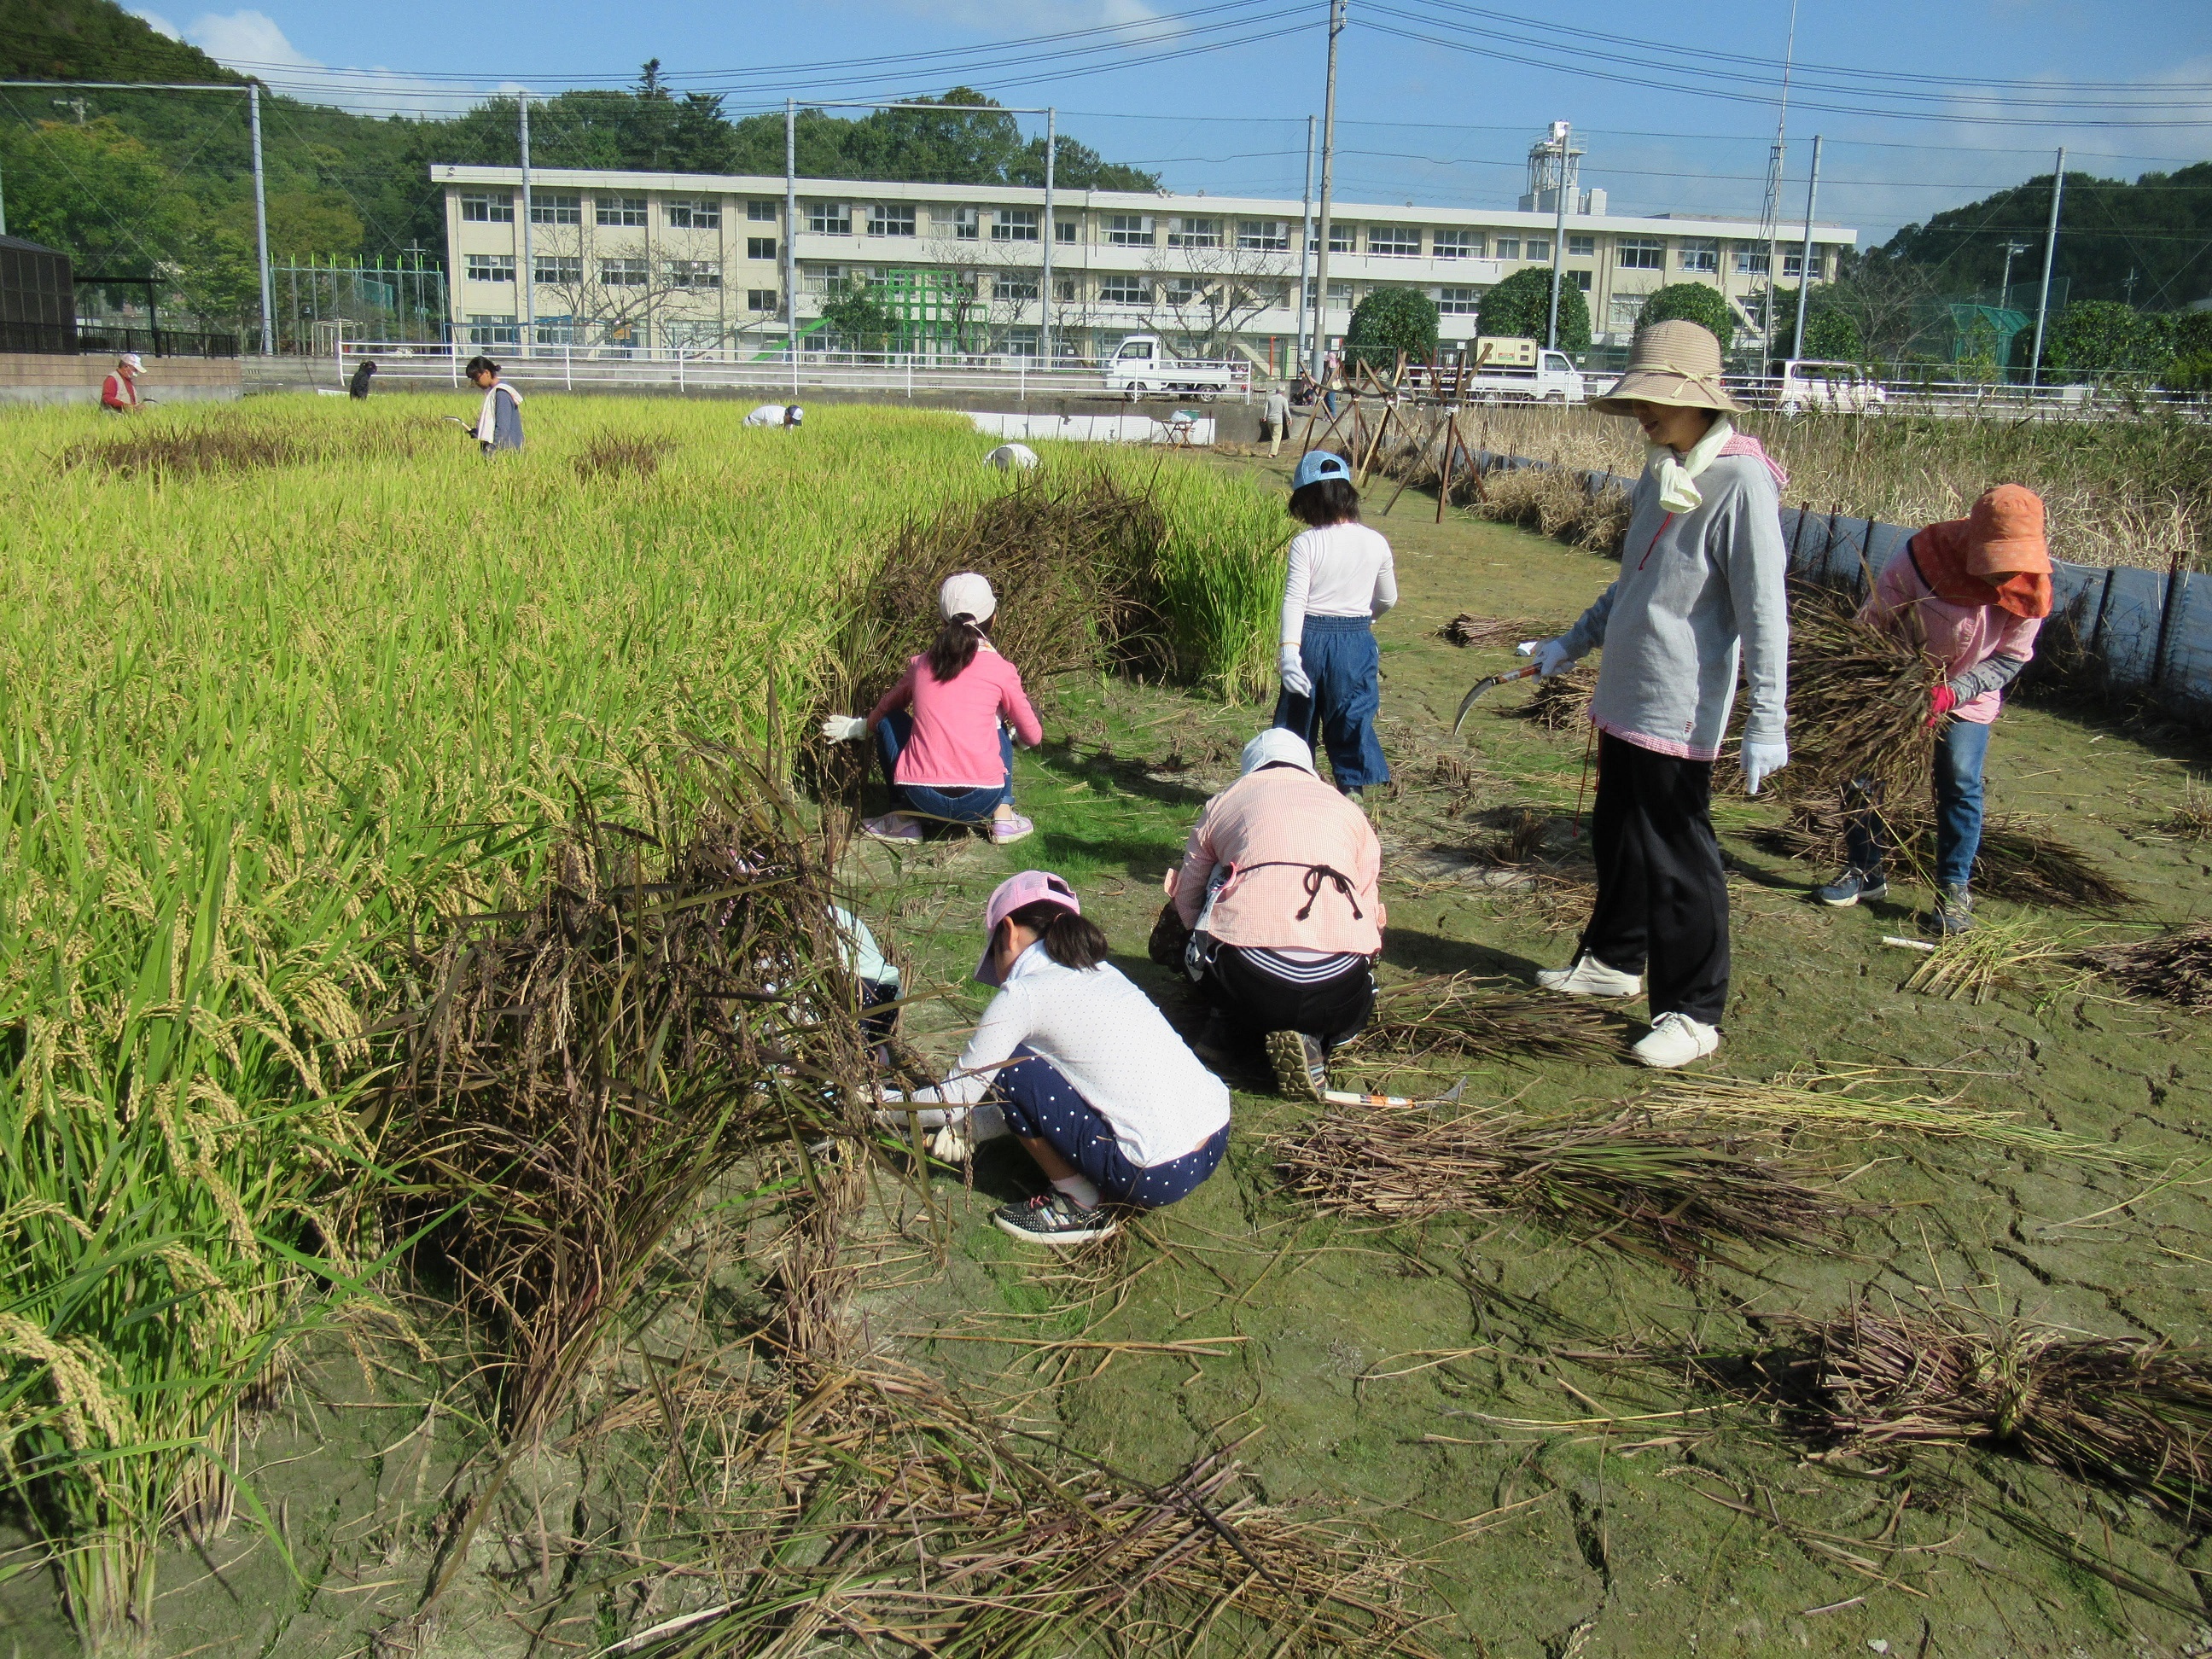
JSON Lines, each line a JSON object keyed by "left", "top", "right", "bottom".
{"left": 1775, "top": 359, "right": 1889, "bottom": 416}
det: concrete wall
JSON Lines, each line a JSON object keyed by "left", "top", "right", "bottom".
{"left": 0, "top": 353, "right": 242, "bottom": 406}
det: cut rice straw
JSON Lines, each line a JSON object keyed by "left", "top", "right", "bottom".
{"left": 1902, "top": 917, "right": 2081, "bottom": 1004}
{"left": 1641, "top": 1066, "right": 2138, "bottom": 1164}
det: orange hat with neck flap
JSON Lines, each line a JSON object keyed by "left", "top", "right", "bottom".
{"left": 1909, "top": 484, "right": 2052, "bottom": 620}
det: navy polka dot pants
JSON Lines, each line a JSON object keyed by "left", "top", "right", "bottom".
{"left": 993, "top": 1045, "right": 1229, "bottom": 1208}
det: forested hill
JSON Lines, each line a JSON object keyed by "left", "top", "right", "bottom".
{"left": 1, "top": 0, "right": 241, "bottom": 84}
{"left": 1880, "top": 163, "right": 2212, "bottom": 311}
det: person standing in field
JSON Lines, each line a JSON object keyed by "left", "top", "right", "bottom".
{"left": 465, "top": 355, "right": 522, "bottom": 453}
{"left": 1172, "top": 729, "right": 1383, "bottom": 1100}
{"left": 877, "top": 871, "right": 1231, "bottom": 1245}
{"left": 1814, "top": 485, "right": 2051, "bottom": 936}
{"left": 348, "top": 359, "right": 377, "bottom": 400}
{"left": 818, "top": 573, "right": 1042, "bottom": 846}
{"left": 1274, "top": 450, "right": 1397, "bottom": 797}
{"left": 1520, "top": 320, "right": 1790, "bottom": 1070}
{"left": 99, "top": 352, "right": 143, "bottom": 413}
{"left": 1261, "top": 382, "right": 1292, "bottom": 456}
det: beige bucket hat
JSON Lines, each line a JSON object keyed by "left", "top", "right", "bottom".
{"left": 1590, "top": 319, "right": 1741, "bottom": 415}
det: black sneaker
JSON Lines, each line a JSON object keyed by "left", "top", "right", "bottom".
{"left": 1265, "top": 1030, "right": 1329, "bottom": 1101}
{"left": 1814, "top": 866, "right": 1888, "bottom": 907}
{"left": 992, "top": 1191, "right": 1118, "bottom": 1246}
{"left": 1933, "top": 882, "right": 1976, "bottom": 936}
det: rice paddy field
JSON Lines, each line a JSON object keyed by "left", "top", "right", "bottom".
{"left": 5, "top": 393, "right": 2212, "bottom": 1658}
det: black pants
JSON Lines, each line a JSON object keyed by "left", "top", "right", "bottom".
{"left": 1580, "top": 731, "right": 1730, "bottom": 1025}
{"left": 1199, "top": 943, "right": 1374, "bottom": 1049}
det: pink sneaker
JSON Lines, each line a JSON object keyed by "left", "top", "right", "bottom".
{"left": 863, "top": 812, "right": 923, "bottom": 843}
{"left": 989, "top": 813, "right": 1034, "bottom": 846}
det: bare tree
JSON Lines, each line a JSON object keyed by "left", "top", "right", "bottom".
{"left": 523, "top": 214, "right": 726, "bottom": 354}
{"left": 1821, "top": 251, "right": 1940, "bottom": 370}
{"left": 1145, "top": 224, "right": 1292, "bottom": 360}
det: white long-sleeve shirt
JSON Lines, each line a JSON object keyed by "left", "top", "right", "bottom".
{"left": 917, "top": 944, "right": 1230, "bottom": 1166}
{"left": 1280, "top": 522, "right": 1398, "bottom": 647}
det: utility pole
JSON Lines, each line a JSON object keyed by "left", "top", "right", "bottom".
{"left": 2029, "top": 147, "right": 2065, "bottom": 390}
{"left": 51, "top": 96, "right": 87, "bottom": 124}
{"left": 518, "top": 93, "right": 534, "bottom": 350}
{"left": 2123, "top": 267, "right": 2139, "bottom": 307}
{"left": 1296, "top": 114, "right": 1315, "bottom": 371}
{"left": 1545, "top": 121, "right": 1570, "bottom": 351}
{"left": 1790, "top": 133, "right": 1821, "bottom": 363}
{"left": 1040, "top": 107, "right": 1056, "bottom": 364}
{"left": 1308, "top": 0, "right": 1344, "bottom": 382}
{"left": 1999, "top": 240, "right": 2029, "bottom": 311}
{"left": 249, "top": 82, "right": 273, "bottom": 355}
{"left": 1759, "top": 0, "right": 1801, "bottom": 366}
{"left": 783, "top": 99, "right": 800, "bottom": 368}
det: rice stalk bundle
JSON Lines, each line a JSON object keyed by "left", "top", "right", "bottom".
{"left": 1438, "top": 612, "right": 1563, "bottom": 649}
{"left": 1903, "top": 917, "right": 2077, "bottom": 1004}
{"left": 2075, "top": 924, "right": 2212, "bottom": 1006}
{"left": 573, "top": 431, "right": 677, "bottom": 480}
{"left": 1473, "top": 465, "right": 1632, "bottom": 553}
{"left": 58, "top": 417, "right": 438, "bottom": 477}
{"left": 1773, "top": 584, "right": 1943, "bottom": 804}
{"left": 1274, "top": 1103, "right": 1845, "bottom": 1273}
{"left": 2151, "top": 778, "right": 2212, "bottom": 841}
{"left": 1788, "top": 1303, "right": 2212, "bottom": 1516}
{"left": 1353, "top": 973, "right": 1623, "bottom": 1065}
{"left": 1748, "top": 800, "right": 2133, "bottom": 911}
{"left": 1520, "top": 665, "right": 1596, "bottom": 731}
{"left": 639, "top": 1364, "right": 1435, "bottom": 1657}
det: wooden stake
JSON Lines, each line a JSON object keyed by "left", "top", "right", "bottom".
{"left": 1435, "top": 410, "right": 1461, "bottom": 523}
{"left": 1355, "top": 399, "right": 1394, "bottom": 489}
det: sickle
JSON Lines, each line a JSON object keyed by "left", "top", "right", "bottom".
{"left": 1452, "top": 662, "right": 1542, "bottom": 736}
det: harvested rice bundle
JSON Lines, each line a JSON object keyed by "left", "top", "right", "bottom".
{"left": 1274, "top": 1103, "right": 1844, "bottom": 1273}
{"left": 1787, "top": 1303, "right": 2212, "bottom": 1516}
{"left": 2076, "top": 923, "right": 2212, "bottom": 1006}
{"left": 1475, "top": 465, "right": 1633, "bottom": 553}
{"left": 1352, "top": 973, "right": 1625, "bottom": 1065}
{"left": 1438, "top": 612, "right": 1563, "bottom": 649}
{"left": 1519, "top": 665, "right": 1596, "bottom": 731}
{"left": 1748, "top": 800, "right": 2133, "bottom": 911}
{"left": 1774, "top": 583, "right": 1942, "bottom": 804}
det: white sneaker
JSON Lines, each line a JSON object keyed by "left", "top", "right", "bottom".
{"left": 1536, "top": 954, "right": 1643, "bottom": 998}
{"left": 1631, "top": 1011, "right": 1720, "bottom": 1069}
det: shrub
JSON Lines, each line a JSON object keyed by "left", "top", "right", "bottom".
{"left": 2164, "top": 351, "right": 2212, "bottom": 393}
{"left": 1769, "top": 288, "right": 1865, "bottom": 362}
{"left": 1343, "top": 286, "right": 1439, "bottom": 370}
{"left": 2043, "top": 300, "right": 2164, "bottom": 376}
{"left": 1636, "top": 282, "right": 1736, "bottom": 346}
{"left": 1478, "top": 266, "right": 1591, "bottom": 355}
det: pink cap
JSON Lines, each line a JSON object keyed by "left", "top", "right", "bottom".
{"left": 974, "top": 870, "right": 1080, "bottom": 984}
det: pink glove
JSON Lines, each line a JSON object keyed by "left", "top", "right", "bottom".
{"left": 1926, "top": 684, "right": 1958, "bottom": 728}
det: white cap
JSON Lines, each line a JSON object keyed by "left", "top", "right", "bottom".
{"left": 1240, "top": 729, "right": 1315, "bottom": 777}
{"left": 119, "top": 352, "right": 143, "bottom": 372}
{"left": 939, "top": 572, "right": 997, "bottom": 623}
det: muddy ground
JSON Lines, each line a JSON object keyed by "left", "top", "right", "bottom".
{"left": 7, "top": 446, "right": 2212, "bottom": 1657}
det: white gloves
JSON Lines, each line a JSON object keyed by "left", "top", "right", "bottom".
{"left": 1742, "top": 739, "right": 1790, "bottom": 796}
{"left": 1516, "top": 637, "right": 1576, "bottom": 678}
{"left": 1278, "top": 643, "right": 1313, "bottom": 700}
{"left": 818, "top": 714, "right": 868, "bottom": 743}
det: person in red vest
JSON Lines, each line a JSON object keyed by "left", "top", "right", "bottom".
{"left": 100, "top": 353, "right": 143, "bottom": 412}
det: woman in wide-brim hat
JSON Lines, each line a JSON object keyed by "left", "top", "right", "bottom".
{"left": 1518, "top": 319, "right": 1793, "bottom": 1070}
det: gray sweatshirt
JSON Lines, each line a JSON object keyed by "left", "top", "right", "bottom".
{"left": 1558, "top": 452, "right": 1789, "bottom": 760}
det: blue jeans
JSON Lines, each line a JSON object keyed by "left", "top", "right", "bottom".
{"left": 1934, "top": 718, "right": 1991, "bottom": 889}
{"left": 993, "top": 1046, "right": 1229, "bottom": 1208}
{"left": 1272, "top": 614, "right": 1389, "bottom": 789}
{"left": 875, "top": 710, "right": 1013, "bottom": 824}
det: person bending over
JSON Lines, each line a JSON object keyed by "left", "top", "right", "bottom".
{"left": 1273, "top": 450, "right": 1398, "bottom": 796}
{"left": 882, "top": 871, "right": 1232, "bottom": 1246}
{"left": 1172, "top": 729, "right": 1383, "bottom": 1099}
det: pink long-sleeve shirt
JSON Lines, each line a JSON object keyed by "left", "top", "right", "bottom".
{"left": 1863, "top": 545, "right": 2042, "bottom": 725}
{"left": 1173, "top": 765, "right": 1385, "bottom": 955}
{"left": 867, "top": 646, "right": 1045, "bottom": 788}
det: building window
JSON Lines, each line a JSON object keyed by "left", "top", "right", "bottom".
{"left": 1522, "top": 237, "right": 1549, "bottom": 261}
{"left": 530, "top": 193, "right": 580, "bottom": 225}
{"left": 807, "top": 201, "right": 851, "bottom": 236}
{"left": 1106, "top": 213, "right": 1155, "bottom": 247}
{"left": 1616, "top": 236, "right": 1664, "bottom": 271}
{"left": 868, "top": 203, "right": 916, "bottom": 237}
{"left": 1784, "top": 250, "right": 1819, "bottom": 279}
{"left": 466, "top": 314, "right": 517, "bottom": 345}
{"left": 665, "top": 259, "right": 721, "bottom": 289}
{"left": 1679, "top": 238, "right": 1719, "bottom": 273}
{"left": 1164, "top": 276, "right": 1208, "bottom": 306}
{"left": 996, "top": 272, "right": 1039, "bottom": 301}
{"left": 1494, "top": 236, "right": 1522, "bottom": 259}
{"left": 999, "top": 327, "right": 1039, "bottom": 357}
{"left": 746, "top": 237, "right": 777, "bottom": 262}
{"left": 1432, "top": 229, "right": 1482, "bottom": 259}
{"left": 667, "top": 200, "right": 720, "bottom": 230}
{"left": 992, "top": 207, "right": 1040, "bottom": 242}
{"left": 1308, "top": 224, "right": 1355, "bottom": 254}
{"left": 800, "top": 263, "right": 843, "bottom": 294}
{"left": 748, "top": 288, "right": 778, "bottom": 311}
{"left": 748, "top": 200, "right": 777, "bottom": 223}
{"left": 597, "top": 195, "right": 648, "bottom": 228}
{"left": 939, "top": 206, "right": 980, "bottom": 241}
{"left": 533, "top": 317, "right": 576, "bottom": 345}
{"left": 600, "top": 258, "right": 649, "bottom": 287}
{"left": 1056, "top": 218, "right": 1078, "bottom": 243}
{"left": 1369, "top": 225, "right": 1421, "bottom": 258}
{"left": 465, "top": 253, "right": 515, "bottom": 283}
{"left": 1436, "top": 285, "right": 1482, "bottom": 315}
{"left": 1608, "top": 295, "right": 1646, "bottom": 333}
{"left": 1167, "top": 216, "right": 1220, "bottom": 249}
{"left": 1305, "top": 279, "right": 1353, "bottom": 306}
{"left": 1099, "top": 274, "right": 1151, "bottom": 306}
{"left": 533, "top": 255, "right": 580, "bottom": 287}
{"left": 1735, "top": 247, "right": 1771, "bottom": 276}
{"left": 460, "top": 191, "right": 513, "bottom": 224}
{"left": 1570, "top": 270, "right": 1592, "bottom": 292}
{"left": 1055, "top": 276, "right": 1079, "bottom": 301}
{"left": 1237, "top": 218, "right": 1289, "bottom": 253}
{"left": 1567, "top": 234, "right": 1596, "bottom": 259}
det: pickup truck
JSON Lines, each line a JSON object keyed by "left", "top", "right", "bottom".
{"left": 1103, "top": 334, "right": 1243, "bottom": 402}
{"left": 1406, "top": 346, "right": 1586, "bottom": 405}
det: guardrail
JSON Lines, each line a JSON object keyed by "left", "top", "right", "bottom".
{"left": 334, "top": 341, "right": 1252, "bottom": 404}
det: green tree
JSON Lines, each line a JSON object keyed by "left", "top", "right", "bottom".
{"left": 1342, "top": 286, "right": 1438, "bottom": 371}
{"left": 1476, "top": 267, "right": 1591, "bottom": 355}
{"left": 0, "top": 117, "right": 184, "bottom": 272}
{"left": 1635, "top": 282, "right": 1735, "bottom": 346}
{"left": 2042, "top": 300, "right": 2163, "bottom": 375}
{"left": 817, "top": 281, "right": 898, "bottom": 352}
{"left": 1768, "top": 287, "right": 1866, "bottom": 361}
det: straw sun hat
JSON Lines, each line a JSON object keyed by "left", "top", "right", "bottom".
{"left": 1589, "top": 319, "right": 1741, "bottom": 416}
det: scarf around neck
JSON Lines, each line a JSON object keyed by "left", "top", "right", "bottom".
{"left": 1649, "top": 416, "right": 1790, "bottom": 512}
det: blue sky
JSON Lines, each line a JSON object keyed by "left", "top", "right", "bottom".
{"left": 136, "top": 0, "right": 2212, "bottom": 246}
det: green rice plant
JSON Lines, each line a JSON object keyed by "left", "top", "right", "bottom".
{"left": 1151, "top": 465, "right": 1289, "bottom": 701}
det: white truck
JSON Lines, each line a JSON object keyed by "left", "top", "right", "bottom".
{"left": 1773, "top": 358, "right": 1889, "bottom": 416}
{"left": 1103, "top": 334, "right": 1242, "bottom": 402}
{"left": 1406, "top": 337, "right": 1585, "bottom": 405}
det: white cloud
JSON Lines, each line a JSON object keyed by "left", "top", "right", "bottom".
{"left": 131, "top": 9, "right": 183, "bottom": 40}
{"left": 869, "top": 0, "right": 1166, "bottom": 42}
{"left": 155, "top": 9, "right": 512, "bottom": 117}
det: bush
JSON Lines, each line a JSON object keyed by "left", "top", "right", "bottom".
{"left": 1769, "top": 288, "right": 1865, "bottom": 363}
{"left": 2163, "top": 351, "right": 2212, "bottom": 393}
{"left": 1343, "top": 286, "right": 1439, "bottom": 371}
{"left": 1636, "top": 282, "right": 1736, "bottom": 346}
{"left": 1477, "top": 266, "right": 1591, "bottom": 356}
{"left": 2043, "top": 300, "right": 2165, "bottom": 376}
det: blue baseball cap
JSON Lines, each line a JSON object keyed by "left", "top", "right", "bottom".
{"left": 1292, "top": 450, "right": 1352, "bottom": 491}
